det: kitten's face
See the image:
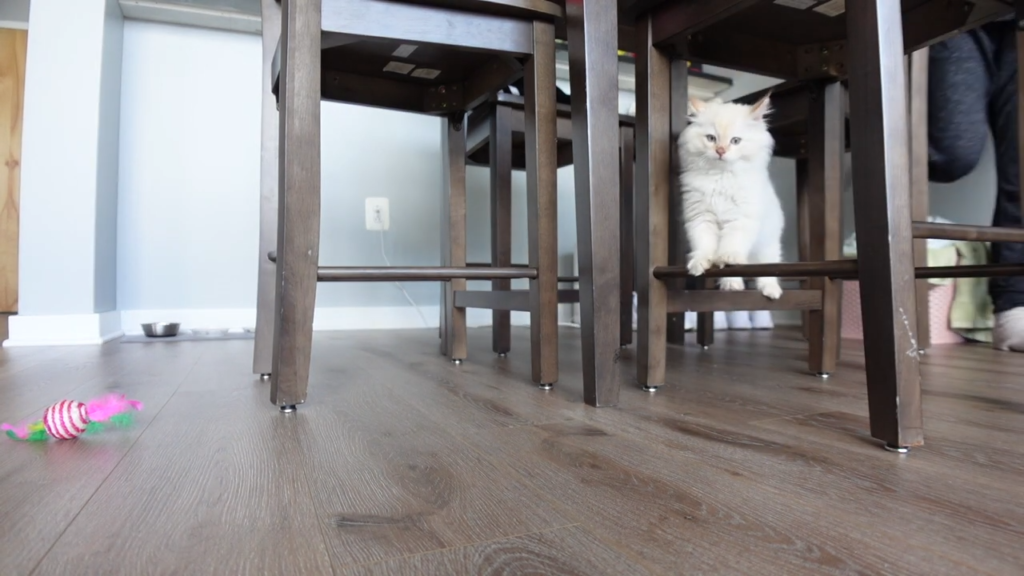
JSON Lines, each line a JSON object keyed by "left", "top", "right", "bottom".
{"left": 682, "top": 95, "right": 773, "bottom": 165}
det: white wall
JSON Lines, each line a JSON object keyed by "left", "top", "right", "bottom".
{"left": 9, "top": 0, "right": 124, "bottom": 346}
{"left": 116, "top": 20, "right": 579, "bottom": 333}
{"left": 96, "top": 0, "right": 125, "bottom": 312}
{"left": 17, "top": 0, "right": 122, "bottom": 317}
{"left": 117, "top": 22, "right": 261, "bottom": 314}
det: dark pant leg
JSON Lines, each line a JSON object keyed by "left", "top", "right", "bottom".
{"left": 928, "top": 32, "right": 991, "bottom": 183}
{"left": 983, "top": 23, "right": 1024, "bottom": 313}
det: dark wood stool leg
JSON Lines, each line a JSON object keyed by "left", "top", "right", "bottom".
{"left": 525, "top": 19, "right": 558, "bottom": 388}
{"left": 1018, "top": 2, "right": 1024, "bottom": 222}
{"left": 796, "top": 158, "right": 811, "bottom": 341}
{"left": 909, "top": 48, "right": 931, "bottom": 351}
{"left": 439, "top": 288, "right": 447, "bottom": 353}
{"left": 491, "top": 105, "right": 513, "bottom": 356}
{"left": 696, "top": 279, "right": 714, "bottom": 348}
{"left": 567, "top": 0, "right": 621, "bottom": 405}
{"left": 636, "top": 14, "right": 670, "bottom": 391}
{"left": 270, "top": 0, "right": 321, "bottom": 411}
{"left": 846, "top": 0, "right": 923, "bottom": 449}
{"left": 619, "top": 125, "right": 635, "bottom": 347}
{"left": 807, "top": 80, "right": 843, "bottom": 377}
{"left": 442, "top": 115, "right": 468, "bottom": 363}
{"left": 667, "top": 60, "right": 690, "bottom": 345}
{"left": 253, "top": 0, "right": 280, "bottom": 379}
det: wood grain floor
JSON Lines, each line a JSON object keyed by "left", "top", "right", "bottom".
{"left": 1, "top": 327, "right": 1022, "bottom": 575}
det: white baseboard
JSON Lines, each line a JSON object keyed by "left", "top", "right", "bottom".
{"left": 4, "top": 311, "right": 125, "bottom": 347}
{"left": 3, "top": 304, "right": 790, "bottom": 346}
{"left": 119, "top": 306, "right": 543, "bottom": 336}
{"left": 4, "top": 303, "right": 578, "bottom": 346}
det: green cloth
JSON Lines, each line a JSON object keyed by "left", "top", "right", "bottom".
{"left": 948, "top": 241, "right": 994, "bottom": 343}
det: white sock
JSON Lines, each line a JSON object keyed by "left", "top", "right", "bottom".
{"left": 751, "top": 310, "right": 774, "bottom": 330}
{"left": 714, "top": 311, "right": 728, "bottom": 330}
{"left": 726, "top": 311, "right": 753, "bottom": 330}
{"left": 993, "top": 307, "right": 1024, "bottom": 352}
{"left": 684, "top": 311, "right": 697, "bottom": 331}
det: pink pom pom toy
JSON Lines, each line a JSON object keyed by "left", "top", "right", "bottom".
{"left": 2, "top": 394, "right": 143, "bottom": 442}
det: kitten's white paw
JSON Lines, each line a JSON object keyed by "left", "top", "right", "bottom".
{"left": 687, "top": 254, "right": 714, "bottom": 276}
{"left": 757, "top": 280, "right": 783, "bottom": 300}
{"left": 719, "top": 277, "right": 745, "bottom": 291}
{"left": 715, "top": 251, "right": 747, "bottom": 267}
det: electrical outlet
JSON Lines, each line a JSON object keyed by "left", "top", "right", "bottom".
{"left": 365, "top": 197, "right": 390, "bottom": 231}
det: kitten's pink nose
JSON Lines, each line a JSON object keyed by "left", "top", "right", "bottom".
{"left": 715, "top": 146, "right": 726, "bottom": 157}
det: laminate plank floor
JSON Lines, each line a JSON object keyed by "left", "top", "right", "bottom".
{"left": 0, "top": 327, "right": 1021, "bottom": 575}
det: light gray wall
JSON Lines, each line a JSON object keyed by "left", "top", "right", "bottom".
{"left": 0, "top": 0, "right": 30, "bottom": 27}
{"left": 19, "top": 0, "right": 124, "bottom": 316}
{"left": 96, "top": 0, "right": 125, "bottom": 312}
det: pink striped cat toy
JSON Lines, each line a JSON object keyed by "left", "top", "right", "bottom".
{"left": 2, "top": 394, "right": 143, "bottom": 441}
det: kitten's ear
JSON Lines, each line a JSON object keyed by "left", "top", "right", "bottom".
{"left": 749, "top": 91, "right": 772, "bottom": 121}
{"left": 688, "top": 97, "right": 707, "bottom": 116}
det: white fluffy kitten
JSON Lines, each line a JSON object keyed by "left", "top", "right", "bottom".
{"left": 679, "top": 94, "right": 784, "bottom": 300}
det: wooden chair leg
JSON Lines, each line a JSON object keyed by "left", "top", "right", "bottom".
{"left": 696, "top": 279, "right": 714, "bottom": 348}
{"left": 253, "top": 0, "right": 280, "bottom": 378}
{"left": 667, "top": 59, "right": 690, "bottom": 344}
{"left": 439, "top": 288, "right": 447, "bottom": 353}
{"left": 909, "top": 48, "right": 931, "bottom": 351}
{"left": 807, "top": 80, "right": 843, "bottom": 377}
{"left": 442, "top": 115, "right": 468, "bottom": 362}
{"left": 635, "top": 13, "right": 671, "bottom": 391}
{"left": 846, "top": 0, "right": 923, "bottom": 449}
{"left": 490, "top": 105, "right": 513, "bottom": 356}
{"left": 525, "top": 20, "right": 558, "bottom": 388}
{"left": 270, "top": 0, "right": 321, "bottom": 410}
{"left": 796, "top": 158, "right": 811, "bottom": 341}
{"left": 567, "top": 1, "right": 621, "bottom": 404}
{"left": 619, "top": 125, "right": 635, "bottom": 347}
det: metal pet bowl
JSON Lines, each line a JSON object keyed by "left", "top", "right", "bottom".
{"left": 141, "top": 322, "right": 180, "bottom": 338}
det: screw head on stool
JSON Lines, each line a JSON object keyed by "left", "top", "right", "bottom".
{"left": 538, "top": 382, "right": 554, "bottom": 391}
{"left": 279, "top": 404, "right": 297, "bottom": 414}
{"left": 816, "top": 372, "right": 830, "bottom": 379}
{"left": 260, "top": 373, "right": 271, "bottom": 381}
{"left": 641, "top": 385, "right": 659, "bottom": 393}
{"left": 884, "top": 443, "right": 909, "bottom": 454}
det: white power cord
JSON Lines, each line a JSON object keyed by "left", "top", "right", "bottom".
{"left": 379, "top": 228, "right": 430, "bottom": 327}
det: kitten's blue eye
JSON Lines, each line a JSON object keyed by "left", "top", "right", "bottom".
{"left": 730, "top": 137, "right": 742, "bottom": 145}
{"left": 706, "top": 134, "right": 716, "bottom": 143}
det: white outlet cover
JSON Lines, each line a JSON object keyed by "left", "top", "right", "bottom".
{"left": 365, "top": 197, "right": 390, "bottom": 231}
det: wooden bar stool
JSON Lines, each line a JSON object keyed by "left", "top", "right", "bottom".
{"left": 629, "top": 0, "right": 1012, "bottom": 451}
{"left": 253, "top": 0, "right": 563, "bottom": 410}
{"left": 463, "top": 93, "right": 637, "bottom": 351}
